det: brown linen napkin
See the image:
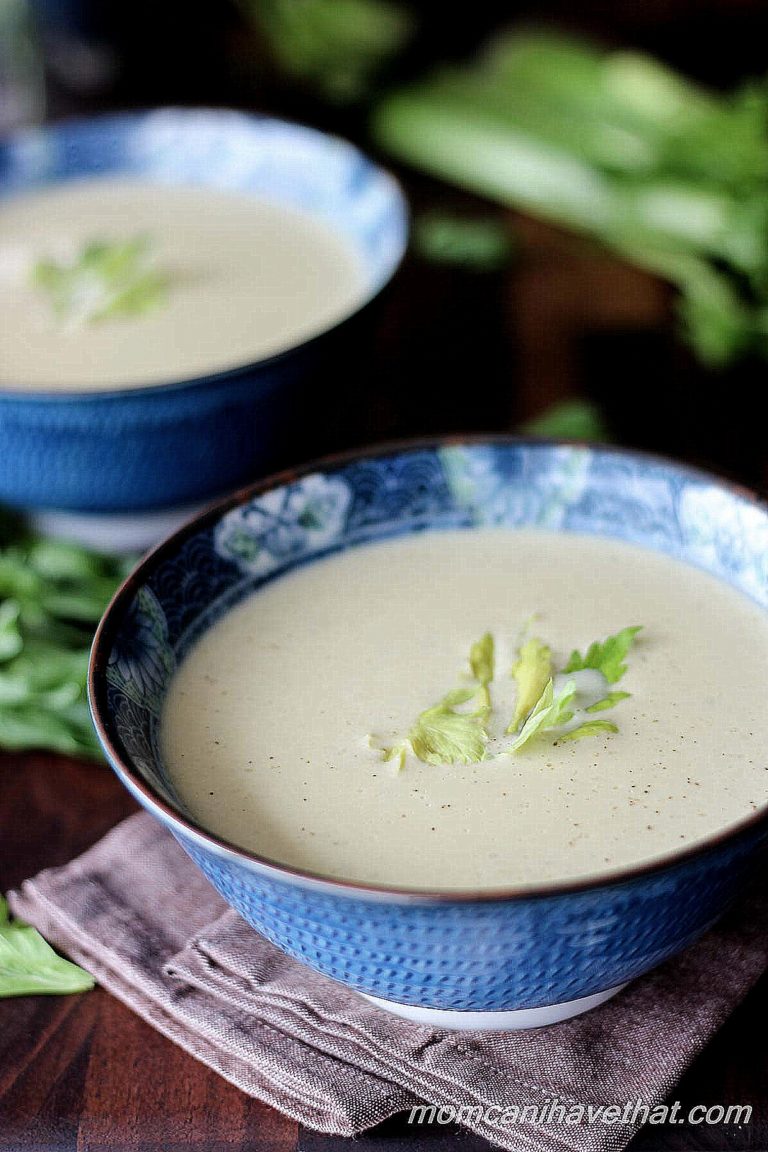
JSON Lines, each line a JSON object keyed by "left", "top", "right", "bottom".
{"left": 9, "top": 812, "right": 768, "bottom": 1152}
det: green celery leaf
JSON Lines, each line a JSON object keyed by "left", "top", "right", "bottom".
{"left": 40, "top": 589, "right": 117, "bottom": 624}
{"left": 382, "top": 742, "right": 408, "bottom": 772}
{"left": 586, "top": 689, "right": 631, "bottom": 713}
{"left": 440, "top": 686, "right": 479, "bottom": 709}
{"left": 376, "top": 623, "right": 640, "bottom": 764}
{"left": 508, "top": 637, "right": 552, "bottom": 732}
{"left": 469, "top": 631, "right": 494, "bottom": 714}
{"left": 557, "top": 719, "right": 619, "bottom": 742}
{"left": 409, "top": 696, "right": 488, "bottom": 766}
{"left": 32, "top": 235, "right": 168, "bottom": 325}
{"left": 520, "top": 398, "right": 611, "bottom": 443}
{"left": 510, "top": 677, "right": 576, "bottom": 751}
{"left": 0, "top": 601, "right": 23, "bottom": 662}
{"left": 370, "top": 27, "right": 768, "bottom": 370}
{"left": 0, "top": 896, "right": 94, "bottom": 997}
{"left": 413, "top": 212, "right": 514, "bottom": 270}
{"left": 377, "top": 634, "right": 497, "bottom": 767}
{"left": 0, "top": 532, "right": 131, "bottom": 759}
{"left": 469, "top": 631, "right": 495, "bottom": 686}
{"left": 27, "top": 538, "right": 107, "bottom": 582}
{"left": 252, "top": 0, "right": 414, "bottom": 103}
{"left": 565, "top": 626, "right": 642, "bottom": 683}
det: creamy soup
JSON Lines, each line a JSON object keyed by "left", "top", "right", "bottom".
{"left": 161, "top": 530, "right": 768, "bottom": 891}
{"left": 0, "top": 180, "right": 366, "bottom": 390}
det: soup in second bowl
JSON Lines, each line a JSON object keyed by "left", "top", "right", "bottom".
{"left": 161, "top": 529, "right": 768, "bottom": 891}
{"left": 0, "top": 179, "right": 367, "bottom": 391}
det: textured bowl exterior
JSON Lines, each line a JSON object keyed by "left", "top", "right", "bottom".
{"left": 0, "top": 109, "right": 407, "bottom": 512}
{"left": 91, "top": 441, "right": 768, "bottom": 1011}
{"left": 171, "top": 824, "right": 762, "bottom": 1011}
{"left": 0, "top": 354, "right": 308, "bottom": 511}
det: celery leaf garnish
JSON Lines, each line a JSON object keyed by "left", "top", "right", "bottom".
{"left": 508, "top": 637, "right": 552, "bottom": 732}
{"left": 0, "top": 896, "right": 94, "bottom": 998}
{"left": 469, "top": 631, "right": 494, "bottom": 714}
{"left": 375, "top": 623, "right": 641, "bottom": 764}
{"left": 557, "top": 719, "right": 619, "bottom": 743}
{"left": 409, "top": 694, "right": 489, "bottom": 766}
{"left": 565, "top": 626, "right": 642, "bottom": 684}
{"left": 586, "top": 689, "right": 631, "bottom": 713}
{"left": 378, "top": 636, "right": 493, "bottom": 768}
{"left": 382, "top": 688, "right": 488, "bottom": 769}
{"left": 509, "top": 677, "right": 576, "bottom": 751}
{"left": 32, "top": 235, "right": 168, "bottom": 325}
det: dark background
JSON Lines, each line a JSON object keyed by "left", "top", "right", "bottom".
{"left": 26, "top": 0, "right": 768, "bottom": 488}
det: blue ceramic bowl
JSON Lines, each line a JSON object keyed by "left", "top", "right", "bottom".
{"left": 89, "top": 440, "right": 768, "bottom": 1030}
{"left": 0, "top": 109, "right": 407, "bottom": 518}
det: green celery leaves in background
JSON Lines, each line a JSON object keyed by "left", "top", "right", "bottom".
{"left": 245, "top": 0, "right": 415, "bottom": 103}
{"left": 412, "top": 212, "right": 514, "bottom": 271}
{"left": 372, "top": 29, "right": 768, "bottom": 369}
{"left": 0, "top": 532, "right": 132, "bottom": 760}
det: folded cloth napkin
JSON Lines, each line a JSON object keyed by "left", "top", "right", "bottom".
{"left": 9, "top": 812, "right": 768, "bottom": 1152}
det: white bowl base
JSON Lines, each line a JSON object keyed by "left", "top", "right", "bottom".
{"left": 28, "top": 502, "right": 209, "bottom": 554}
{"left": 361, "top": 983, "right": 627, "bottom": 1031}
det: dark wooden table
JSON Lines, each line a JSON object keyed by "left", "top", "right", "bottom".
{"left": 2, "top": 212, "right": 768, "bottom": 1151}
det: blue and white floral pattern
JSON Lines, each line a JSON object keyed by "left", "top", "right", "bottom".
{"left": 93, "top": 442, "right": 768, "bottom": 1014}
{"left": 105, "top": 587, "right": 174, "bottom": 716}
{"left": 440, "top": 443, "right": 591, "bottom": 529}
{"left": 678, "top": 483, "right": 768, "bottom": 607}
{"left": 215, "top": 473, "right": 353, "bottom": 578}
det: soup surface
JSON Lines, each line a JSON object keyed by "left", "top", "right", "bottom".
{"left": 161, "top": 530, "right": 768, "bottom": 890}
{"left": 0, "top": 179, "right": 366, "bottom": 390}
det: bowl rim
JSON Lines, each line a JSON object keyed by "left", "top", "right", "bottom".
{"left": 0, "top": 106, "right": 409, "bottom": 403}
{"left": 89, "top": 435, "right": 768, "bottom": 903}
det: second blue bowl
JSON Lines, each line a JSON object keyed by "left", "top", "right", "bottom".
{"left": 0, "top": 109, "right": 408, "bottom": 515}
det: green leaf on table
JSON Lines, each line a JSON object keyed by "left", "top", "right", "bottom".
{"left": 26, "top": 538, "right": 106, "bottom": 582}
{"left": 0, "top": 601, "right": 23, "bottom": 662}
{"left": 0, "top": 530, "right": 131, "bottom": 759}
{"left": 0, "top": 896, "right": 94, "bottom": 998}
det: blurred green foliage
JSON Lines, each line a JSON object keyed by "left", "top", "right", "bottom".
{"left": 372, "top": 29, "right": 768, "bottom": 369}
{"left": 0, "top": 536, "right": 132, "bottom": 760}
{"left": 412, "top": 212, "right": 514, "bottom": 271}
{"left": 245, "top": 0, "right": 415, "bottom": 103}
